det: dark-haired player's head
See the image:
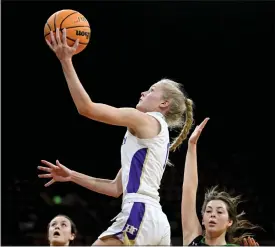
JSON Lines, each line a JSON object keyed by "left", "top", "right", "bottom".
{"left": 201, "top": 186, "right": 258, "bottom": 244}
{"left": 48, "top": 215, "right": 77, "bottom": 246}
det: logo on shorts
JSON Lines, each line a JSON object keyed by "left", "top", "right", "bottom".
{"left": 124, "top": 224, "right": 138, "bottom": 235}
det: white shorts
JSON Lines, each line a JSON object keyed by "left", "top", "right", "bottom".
{"left": 98, "top": 194, "right": 171, "bottom": 245}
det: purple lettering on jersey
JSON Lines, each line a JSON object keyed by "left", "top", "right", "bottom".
{"left": 126, "top": 148, "right": 148, "bottom": 193}
{"left": 122, "top": 136, "right": 127, "bottom": 145}
{"left": 115, "top": 202, "right": 145, "bottom": 245}
{"left": 120, "top": 202, "right": 145, "bottom": 243}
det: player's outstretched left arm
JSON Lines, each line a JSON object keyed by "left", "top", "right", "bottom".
{"left": 46, "top": 28, "right": 152, "bottom": 132}
{"left": 38, "top": 159, "right": 123, "bottom": 198}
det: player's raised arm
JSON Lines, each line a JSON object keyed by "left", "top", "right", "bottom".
{"left": 46, "top": 28, "right": 152, "bottom": 131}
{"left": 38, "top": 160, "right": 123, "bottom": 198}
{"left": 181, "top": 118, "right": 209, "bottom": 245}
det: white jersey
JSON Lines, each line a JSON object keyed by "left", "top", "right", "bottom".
{"left": 120, "top": 112, "right": 170, "bottom": 202}
{"left": 98, "top": 112, "right": 171, "bottom": 245}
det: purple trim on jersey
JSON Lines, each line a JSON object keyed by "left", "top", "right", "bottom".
{"left": 114, "top": 202, "right": 146, "bottom": 243}
{"left": 122, "top": 202, "right": 145, "bottom": 242}
{"left": 126, "top": 148, "right": 148, "bottom": 193}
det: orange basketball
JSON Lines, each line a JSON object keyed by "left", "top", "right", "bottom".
{"left": 44, "top": 9, "right": 91, "bottom": 55}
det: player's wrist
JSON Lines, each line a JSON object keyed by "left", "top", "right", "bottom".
{"left": 60, "top": 58, "right": 73, "bottom": 64}
{"left": 68, "top": 170, "right": 75, "bottom": 182}
{"left": 187, "top": 142, "right": 197, "bottom": 150}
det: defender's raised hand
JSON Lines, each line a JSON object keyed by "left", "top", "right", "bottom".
{"left": 188, "top": 118, "right": 209, "bottom": 145}
{"left": 46, "top": 28, "right": 79, "bottom": 61}
{"left": 242, "top": 237, "right": 259, "bottom": 246}
{"left": 38, "top": 160, "right": 72, "bottom": 187}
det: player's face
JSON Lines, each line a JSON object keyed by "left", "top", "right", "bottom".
{"left": 202, "top": 200, "right": 233, "bottom": 237}
{"left": 136, "top": 83, "right": 168, "bottom": 112}
{"left": 48, "top": 216, "right": 75, "bottom": 246}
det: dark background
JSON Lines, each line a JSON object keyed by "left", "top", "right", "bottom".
{"left": 2, "top": 1, "right": 274, "bottom": 245}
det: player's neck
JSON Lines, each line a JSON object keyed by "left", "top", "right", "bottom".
{"left": 50, "top": 243, "right": 69, "bottom": 246}
{"left": 204, "top": 232, "right": 227, "bottom": 246}
{"left": 150, "top": 111, "right": 165, "bottom": 119}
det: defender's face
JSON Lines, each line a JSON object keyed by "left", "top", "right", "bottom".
{"left": 48, "top": 216, "right": 75, "bottom": 246}
{"left": 202, "top": 200, "right": 233, "bottom": 237}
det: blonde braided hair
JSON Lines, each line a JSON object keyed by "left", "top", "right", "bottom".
{"left": 158, "top": 79, "right": 194, "bottom": 152}
{"left": 170, "top": 98, "right": 194, "bottom": 152}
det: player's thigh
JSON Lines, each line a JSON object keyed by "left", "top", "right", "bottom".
{"left": 158, "top": 223, "right": 171, "bottom": 246}
{"left": 135, "top": 204, "right": 171, "bottom": 245}
{"left": 98, "top": 202, "right": 143, "bottom": 245}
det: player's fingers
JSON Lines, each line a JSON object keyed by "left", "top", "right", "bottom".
{"left": 46, "top": 39, "right": 55, "bottom": 52}
{"left": 192, "top": 125, "right": 199, "bottom": 133}
{"left": 38, "top": 173, "right": 53, "bottom": 178}
{"left": 199, "top": 117, "right": 210, "bottom": 130}
{"left": 247, "top": 237, "right": 252, "bottom": 245}
{"left": 45, "top": 179, "right": 55, "bottom": 187}
{"left": 50, "top": 31, "right": 57, "bottom": 46}
{"left": 41, "top": 160, "right": 56, "bottom": 168}
{"left": 37, "top": 166, "right": 52, "bottom": 172}
{"left": 243, "top": 238, "right": 248, "bottom": 246}
{"left": 73, "top": 39, "right": 79, "bottom": 50}
{"left": 56, "top": 160, "right": 65, "bottom": 169}
{"left": 55, "top": 28, "right": 61, "bottom": 45}
{"left": 196, "top": 125, "right": 202, "bottom": 133}
{"left": 251, "top": 238, "right": 257, "bottom": 246}
{"left": 62, "top": 28, "right": 67, "bottom": 45}
{"left": 248, "top": 237, "right": 256, "bottom": 246}
{"left": 56, "top": 160, "right": 70, "bottom": 173}
{"left": 248, "top": 237, "right": 254, "bottom": 246}
{"left": 251, "top": 238, "right": 256, "bottom": 245}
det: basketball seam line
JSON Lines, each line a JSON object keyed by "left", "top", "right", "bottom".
{"left": 47, "top": 22, "right": 51, "bottom": 31}
{"left": 66, "top": 36, "right": 89, "bottom": 45}
{"left": 54, "top": 13, "right": 57, "bottom": 31}
{"left": 60, "top": 11, "right": 79, "bottom": 30}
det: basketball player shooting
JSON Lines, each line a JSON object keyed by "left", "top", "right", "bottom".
{"left": 39, "top": 28, "right": 194, "bottom": 246}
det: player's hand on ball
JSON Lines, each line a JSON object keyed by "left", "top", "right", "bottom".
{"left": 46, "top": 28, "right": 79, "bottom": 61}
{"left": 38, "top": 159, "right": 72, "bottom": 187}
{"left": 188, "top": 118, "right": 209, "bottom": 146}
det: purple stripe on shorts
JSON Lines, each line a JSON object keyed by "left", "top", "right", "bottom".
{"left": 123, "top": 202, "right": 145, "bottom": 241}
{"left": 126, "top": 148, "right": 148, "bottom": 193}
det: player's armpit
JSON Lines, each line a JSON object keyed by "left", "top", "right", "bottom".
{"left": 80, "top": 103, "right": 151, "bottom": 130}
